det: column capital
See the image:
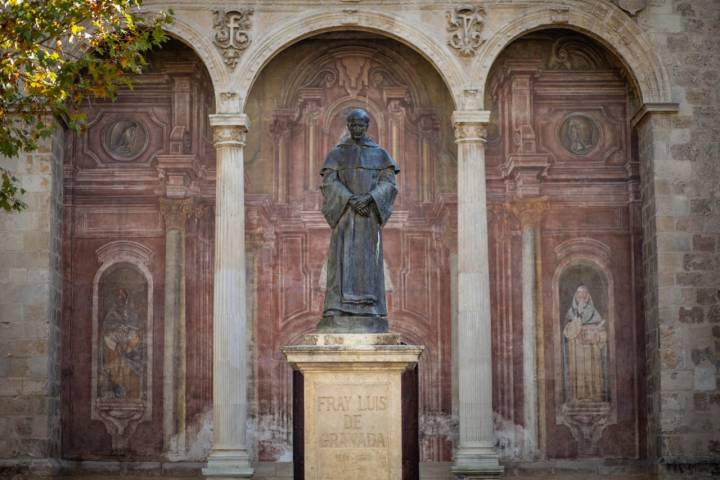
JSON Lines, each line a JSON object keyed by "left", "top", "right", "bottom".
{"left": 159, "top": 197, "right": 194, "bottom": 231}
{"left": 452, "top": 110, "right": 490, "bottom": 144}
{"left": 507, "top": 196, "right": 550, "bottom": 227}
{"left": 209, "top": 114, "right": 250, "bottom": 147}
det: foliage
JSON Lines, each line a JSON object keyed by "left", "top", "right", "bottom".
{"left": 0, "top": 0, "right": 172, "bottom": 212}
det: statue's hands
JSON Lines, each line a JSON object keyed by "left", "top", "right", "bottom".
{"left": 349, "top": 194, "right": 373, "bottom": 216}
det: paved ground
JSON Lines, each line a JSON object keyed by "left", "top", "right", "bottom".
{"left": 2, "top": 461, "right": 718, "bottom": 479}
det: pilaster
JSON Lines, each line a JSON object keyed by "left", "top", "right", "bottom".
{"left": 160, "top": 198, "right": 194, "bottom": 460}
{"left": 507, "top": 197, "right": 549, "bottom": 459}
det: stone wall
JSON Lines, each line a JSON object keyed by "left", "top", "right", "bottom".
{"left": 0, "top": 125, "right": 64, "bottom": 472}
{"left": 635, "top": 0, "right": 720, "bottom": 473}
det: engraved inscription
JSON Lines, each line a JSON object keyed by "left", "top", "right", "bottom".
{"left": 314, "top": 383, "right": 391, "bottom": 479}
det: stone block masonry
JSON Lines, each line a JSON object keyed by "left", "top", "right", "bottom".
{"left": 0, "top": 124, "right": 63, "bottom": 473}
{"left": 636, "top": 0, "right": 720, "bottom": 474}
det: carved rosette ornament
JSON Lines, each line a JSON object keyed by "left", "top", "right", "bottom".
{"left": 447, "top": 6, "right": 485, "bottom": 56}
{"left": 212, "top": 9, "right": 254, "bottom": 70}
{"left": 212, "top": 125, "right": 247, "bottom": 147}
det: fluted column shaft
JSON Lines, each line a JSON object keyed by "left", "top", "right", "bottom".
{"left": 203, "top": 114, "right": 254, "bottom": 478}
{"left": 160, "top": 198, "right": 193, "bottom": 460}
{"left": 509, "top": 197, "right": 548, "bottom": 459}
{"left": 451, "top": 111, "right": 503, "bottom": 477}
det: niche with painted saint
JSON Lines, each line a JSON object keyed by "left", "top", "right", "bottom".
{"left": 559, "top": 263, "right": 610, "bottom": 405}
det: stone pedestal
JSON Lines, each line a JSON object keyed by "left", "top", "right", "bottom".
{"left": 283, "top": 334, "right": 423, "bottom": 480}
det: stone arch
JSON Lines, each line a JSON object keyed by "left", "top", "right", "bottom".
{"left": 141, "top": 10, "right": 229, "bottom": 99}
{"left": 232, "top": 11, "right": 468, "bottom": 110}
{"left": 61, "top": 12, "right": 227, "bottom": 99}
{"left": 472, "top": 1, "right": 673, "bottom": 107}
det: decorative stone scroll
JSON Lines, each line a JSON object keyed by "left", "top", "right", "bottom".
{"left": 447, "top": 6, "right": 486, "bottom": 56}
{"left": 91, "top": 241, "right": 154, "bottom": 450}
{"left": 547, "top": 37, "right": 609, "bottom": 71}
{"left": 212, "top": 9, "right": 254, "bottom": 70}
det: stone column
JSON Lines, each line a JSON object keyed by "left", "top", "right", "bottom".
{"left": 203, "top": 114, "right": 254, "bottom": 478}
{"left": 508, "top": 198, "right": 548, "bottom": 458}
{"left": 160, "top": 198, "right": 193, "bottom": 460}
{"left": 451, "top": 110, "right": 503, "bottom": 478}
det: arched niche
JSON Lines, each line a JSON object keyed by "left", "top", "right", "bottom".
{"left": 484, "top": 28, "right": 644, "bottom": 460}
{"left": 244, "top": 31, "right": 457, "bottom": 462}
{"left": 231, "top": 11, "right": 467, "bottom": 111}
{"left": 552, "top": 240, "right": 618, "bottom": 457}
{"left": 62, "top": 38, "right": 217, "bottom": 459}
{"left": 91, "top": 241, "right": 155, "bottom": 450}
{"left": 473, "top": 1, "right": 673, "bottom": 107}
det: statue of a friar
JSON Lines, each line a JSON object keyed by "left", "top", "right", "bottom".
{"left": 316, "top": 108, "right": 399, "bottom": 334}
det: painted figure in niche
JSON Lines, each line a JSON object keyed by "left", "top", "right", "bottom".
{"left": 101, "top": 288, "right": 143, "bottom": 399}
{"left": 316, "top": 108, "right": 399, "bottom": 333}
{"left": 563, "top": 285, "right": 609, "bottom": 402}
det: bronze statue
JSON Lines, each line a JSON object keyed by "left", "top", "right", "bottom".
{"left": 317, "top": 108, "right": 399, "bottom": 333}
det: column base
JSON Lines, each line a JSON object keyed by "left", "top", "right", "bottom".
{"left": 203, "top": 449, "right": 254, "bottom": 479}
{"left": 452, "top": 447, "right": 504, "bottom": 479}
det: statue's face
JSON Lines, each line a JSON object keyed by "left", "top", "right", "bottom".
{"left": 347, "top": 117, "right": 369, "bottom": 141}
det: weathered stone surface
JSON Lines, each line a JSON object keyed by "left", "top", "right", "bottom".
{"left": 0, "top": 126, "right": 62, "bottom": 462}
{"left": 283, "top": 340, "right": 422, "bottom": 480}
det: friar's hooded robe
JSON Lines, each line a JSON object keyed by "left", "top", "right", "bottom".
{"left": 320, "top": 135, "right": 399, "bottom": 317}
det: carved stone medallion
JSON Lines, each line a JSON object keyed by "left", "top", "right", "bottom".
{"left": 103, "top": 119, "right": 148, "bottom": 161}
{"left": 447, "top": 6, "right": 485, "bottom": 56}
{"left": 212, "top": 9, "right": 254, "bottom": 70}
{"left": 559, "top": 114, "right": 599, "bottom": 156}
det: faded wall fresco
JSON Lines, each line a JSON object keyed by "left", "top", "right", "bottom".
{"left": 560, "top": 267, "right": 610, "bottom": 404}
{"left": 62, "top": 40, "right": 216, "bottom": 459}
{"left": 244, "top": 33, "right": 457, "bottom": 462}
{"left": 486, "top": 30, "right": 644, "bottom": 459}
{"left": 98, "top": 265, "right": 148, "bottom": 402}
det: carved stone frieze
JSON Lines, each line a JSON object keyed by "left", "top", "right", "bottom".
{"left": 212, "top": 125, "right": 247, "bottom": 147}
{"left": 453, "top": 122, "right": 486, "bottom": 144}
{"left": 447, "top": 6, "right": 485, "bottom": 56}
{"left": 212, "top": 9, "right": 254, "bottom": 70}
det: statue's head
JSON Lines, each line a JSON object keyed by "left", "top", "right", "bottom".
{"left": 346, "top": 108, "right": 370, "bottom": 141}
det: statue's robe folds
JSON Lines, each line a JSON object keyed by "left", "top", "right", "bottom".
{"left": 320, "top": 136, "right": 399, "bottom": 318}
